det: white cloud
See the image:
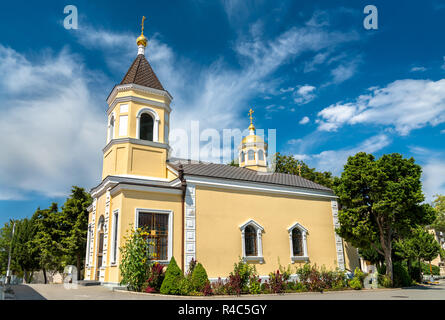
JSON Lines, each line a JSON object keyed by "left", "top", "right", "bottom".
{"left": 410, "top": 66, "right": 427, "bottom": 72}
{"left": 317, "top": 79, "right": 445, "bottom": 135}
{"left": 297, "top": 134, "right": 391, "bottom": 175}
{"left": 294, "top": 85, "right": 316, "bottom": 105}
{"left": 330, "top": 59, "right": 359, "bottom": 84}
{"left": 299, "top": 116, "right": 310, "bottom": 125}
{"left": 423, "top": 161, "right": 445, "bottom": 202}
{"left": 0, "top": 45, "right": 105, "bottom": 200}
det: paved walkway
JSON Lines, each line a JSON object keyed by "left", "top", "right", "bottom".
{"left": 9, "top": 280, "right": 445, "bottom": 300}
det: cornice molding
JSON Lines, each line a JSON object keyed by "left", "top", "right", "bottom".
{"left": 102, "top": 137, "right": 170, "bottom": 154}
{"left": 107, "top": 83, "right": 173, "bottom": 105}
{"left": 107, "top": 96, "right": 171, "bottom": 116}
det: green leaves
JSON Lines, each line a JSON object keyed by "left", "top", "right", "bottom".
{"left": 274, "top": 152, "right": 334, "bottom": 188}
{"left": 119, "top": 227, "right": 154, "bottom": 291}
{"left": 335, "top": 152, "right": 431, "bottom": 284}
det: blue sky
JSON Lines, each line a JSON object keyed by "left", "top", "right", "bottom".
{"left": 1, "top": 0, "right": 445, "bottom": 225}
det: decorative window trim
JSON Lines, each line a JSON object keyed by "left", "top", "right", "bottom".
{"left": 110, "top": 209, "right": 120, "bottom": 266}
{"left": 136, "top": 107, "right": 160, "bottom": 142}
{"left": 107, "top": 112, "right": 116, "bottom": 143}
{"left": 134, "top": 208, "right": 173, "bottom": 263}
{"left": 239, "top": 219, "right": 264, "bottom": 264}
{"left": 287, "top": 222, "right": 309, "bottom": 263}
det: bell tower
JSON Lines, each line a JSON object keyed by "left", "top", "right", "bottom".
{"left": 102, "top": 16, "right": 174, "bottom": 180}
{"left": 238, "top": 108, "right": 268, "bottom": 172}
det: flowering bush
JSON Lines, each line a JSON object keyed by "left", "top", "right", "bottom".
{"left": 268, "top": 270, "right": 287, "bottom": 293}
{"left": 211, "top": 277, "right": 226, "bottom": 295}
{"left": 119, "top": 227, "right": 154, "bottom": 291}
{"left": 230, "top": 258, "right": 257, "bottom": 293}
{"left": 143, "top": 262, "right": 165, "bottom": 293}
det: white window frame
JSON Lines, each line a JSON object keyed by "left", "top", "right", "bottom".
{"left": 107, "top": 112, "right": 115, "bottom": 143}
{"left": 110, "top": 209, "right": 120, "bottom": 266}
{"left": 136, "top": 107, "right": 160, "bottom": 142}
{"left": 247, "top": 149, "right": 255, "bottom": 161}
{"left": 258, "top": 149, "right": 264, "bottom": 161}
{"left": 287, "top": 222, "right": 309, "bottom": 262}
{"left": 239, "top": 219, "right": 264, "bottom": 264}
{"left": 135, "top": 208, "right": 173, "bottom": 263}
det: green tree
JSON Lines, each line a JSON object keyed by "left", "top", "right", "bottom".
{"left": 273, "top": 152, "right": 334, "bottom": 188}
{"left": 160, "top": 257, "right": 184, "bottom": 295}
{"left": 0, "top": 220, "right": 20, "bottom": 276}
{"left": 60, "top": 186, "right": 92, "bottom": 280}
{"left": 431, "top": 195, "right": 445, "bottom": 232}
{"left": 32, "top": 203, "right": 64, "bottom": 283}
{"left": 394, "top": 227, "right": 441, "bottom": 278}
{"left": 12, "top": 218, "right": 39, "bottom": 283}
{"left": 335, "top": 152, "right": 435, "bottom": 285}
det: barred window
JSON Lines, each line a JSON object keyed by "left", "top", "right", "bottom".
{"left": 292, "top": 228, "right": 303, "bottom": 256}
{"left": 244, "top": 225, "right": 257, "bottom": 256}
{"left": 138, "top": 212, "right": 169, "bottom": 260}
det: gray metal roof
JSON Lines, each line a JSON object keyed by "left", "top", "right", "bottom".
{"left": 168, "top": 159, "right": 333, "bottom": 193}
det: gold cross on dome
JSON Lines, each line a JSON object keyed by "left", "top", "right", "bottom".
{"left": 248, "top": 108, "right": 254, "bottom": 123}
{"left": 141, "top": 16, "right": 146, "bottom": 34}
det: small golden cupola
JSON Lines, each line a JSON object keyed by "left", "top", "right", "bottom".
{"left": 238, "top": 108, "right": 268, "bottom": 172}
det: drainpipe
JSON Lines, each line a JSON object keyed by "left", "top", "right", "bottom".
{"left": 178, "top": 164, "right": 186, "bottom": 272}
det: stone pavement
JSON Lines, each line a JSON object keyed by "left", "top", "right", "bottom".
{"left": 8, "top": 280, "right": 445, "bottom": 300}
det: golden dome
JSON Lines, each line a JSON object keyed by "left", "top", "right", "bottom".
{"left": 241, "top": 134, "right": 265, "bottom": 144}
{"left": 137, "top": 34, "right": 147, "bottom": 47}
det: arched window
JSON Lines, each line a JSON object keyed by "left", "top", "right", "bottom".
{"left": 239, "top": 219, "right": 264, "bottom": 263}
{"left": 292, "top": 228, "right": 303, "bottom": 256}
{"left": 240, "top": 151, "right": 245, "bottom": 163}
{"left": 108, "top": 115, "right": 115, "bottom": 142}
{"left": 244, "top": 225, "right": 257, "bottom": 256}
{"left": 248, "top": 149, "right": 255, "bottom": 161}
{"left": 288, "top": 222, "right": 308, "bottom": 262}
{"left": 96, "top": 215, "right": 105, "bottom": 280}
{"left": 258, "top": 149, "right": 264, "bottom": 161}
{"left": 140, "top": 113, "right": 154, "bottom": 141}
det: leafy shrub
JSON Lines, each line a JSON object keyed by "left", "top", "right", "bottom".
{"left": 268, "top": 270, "right": 287, "bottom": 293}
{"left": 211, "top": 277, "right": 226, "bottom": 295}
{"left": 248, "top": 275, "right": 262, "bottom": 294}
{"left": 143, "top": 262, "right": 165, "bottom": 293}
{"left": 191, "top": 263, "right": 210, "bottom": 292}
{"left": 179, "top": 277, "right": 193, "bottom": 295}
{"left": 393, "top": 262, "right": 412, "bottom": 287}
{"left": 230, "top": 258, "right": 257, "bottom": 292}
{"left": 348, "top": 268, "right": 366, "bottom": 290}
{"left": 202, "top": 282, "right": 213, "bottom": 296}
{"left": 348, "top": 277, "right": 362, "bottom": 290}
{"left": 225, "top": 273, "right": 242, "bottom": 295}
{"left": 119, "top": 227, "right": 154, "bottom": 291}
{"left": 378, "top": 274, "right": 392, "bottom": 288}
{"left": 160, "top": 257, "right": 184, "bottom": 295}
{"left": 421, "top": 262, "right": 440, "bottom": 276}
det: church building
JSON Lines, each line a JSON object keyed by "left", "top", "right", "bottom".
{"left": 84, "top": 21, "right": 359, "bottom": 285}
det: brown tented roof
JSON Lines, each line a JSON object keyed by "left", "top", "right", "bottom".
{"left": 120, "top": 54, "right": 164, "bottom": 91}
{"left": 168, "top": 159, "right": 333, "bottom": 193}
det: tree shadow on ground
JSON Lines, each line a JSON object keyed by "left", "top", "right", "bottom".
{"left": 11, "top": 285, "right": 47, "bottom": 300}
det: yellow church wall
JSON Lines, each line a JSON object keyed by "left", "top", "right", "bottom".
{"left": 105, "top": 189, "right": 183, "bottom": 283}
{"left": 130, "top": 146, "right": 167, "bottom": 177}
{"left": 194, "top": 185, "right": 339, "bottom": 278}
{"left": 101, "top": 142, "right": 168, "bottom": 179}
{"left": 104, "top": 192, "right": 123, "bottom": 283}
